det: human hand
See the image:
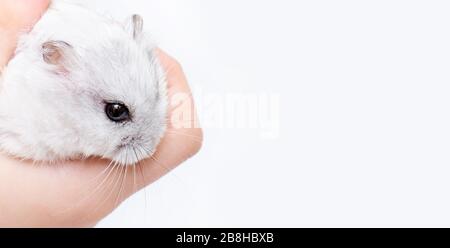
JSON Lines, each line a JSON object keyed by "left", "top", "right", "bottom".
{"left": 0, "top": 0, "right": 202, "bottom": 227}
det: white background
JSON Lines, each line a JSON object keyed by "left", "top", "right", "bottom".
{"left": 69, "top": 0, "right": 450, "bottom": 227}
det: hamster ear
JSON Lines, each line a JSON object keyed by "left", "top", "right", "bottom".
{"left": 125, "top": 14, "right": 144, "bottom": 39}
{"left": 42, "top": 41, "right": 72, "bottom": 65}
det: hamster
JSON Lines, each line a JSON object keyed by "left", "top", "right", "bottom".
{"left": 0, "top": 1, "right": 167, "bottom": 166}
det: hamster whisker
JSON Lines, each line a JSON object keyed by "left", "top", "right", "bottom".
{"left": 146, "top": 152, "right": 173, "bottom": 176}
{"left": 67, "top": 159, "right": 120, "bottom": 202}
{"left": 131, "top": 147, "right": 143, "bottom": 191}
{"left": 149, "top": 155, "right": 166, "bottom": 171}
{"left": 137, "top": 145, "right": 185, "bottom": 187}
{"left": 112, "top": 161, "right": 127, "bottom": 208}
{"left": 131, "top": 146, "right": 140, "bottom": 160}
{"left": 114, "top": 161, "right": 127, "bottom": 208}
{"left": 83, "top": 159, "right": 117, "bottom": 186}
{"left": 88, "top": 161, "right": 125, "bottom": 219}
{"left": 83, "top": 160, "right": 119, "bottom": 202}
{"left": 55, "top": 160, "right": 119, "bottom": 216}
{"left": 134, "top": 156, "right": 149, "bottom": 213}
{"left": 132, "top": 158, "right": 138, "bottom": 194}
{"left": 114, "top": 147, "right": 137, "bottom": 207}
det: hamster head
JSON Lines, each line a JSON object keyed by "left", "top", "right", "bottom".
{"left": 0, "top": 8, "right": 167, "bottom": 166}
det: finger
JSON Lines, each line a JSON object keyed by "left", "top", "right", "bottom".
{"left": 155, "top": 48, "right": 190, "bottom": 91}
{"left": 135, "top": 49, "right": 202, "bottom": 185}
{"left": 155, "top": 48, "right": 199, "bottom": 127}
{"left": 0, "top": 0, "right": 50, "bottom": 69}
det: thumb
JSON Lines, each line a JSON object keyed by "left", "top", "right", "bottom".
{"left": 0, "top": 0, "right": 50, "bottom": 69}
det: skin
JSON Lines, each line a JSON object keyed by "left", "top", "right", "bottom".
{"left": 0, "top": 0, "right": 202, "bottom": 227}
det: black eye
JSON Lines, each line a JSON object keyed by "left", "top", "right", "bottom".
{"left": 105, "top": 101, "right": 131, "bottom": 123}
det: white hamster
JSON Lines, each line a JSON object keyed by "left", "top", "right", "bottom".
{"left": 0, "top": 2, "right": 167, "bottom": 165}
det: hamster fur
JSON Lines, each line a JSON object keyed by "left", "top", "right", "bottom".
{"left": 0, "top": 1, "right": 167, "bottom": 165}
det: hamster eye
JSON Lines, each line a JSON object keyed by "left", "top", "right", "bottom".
{"left": 105, "top": 101, "right": 131, "bottom": 123}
